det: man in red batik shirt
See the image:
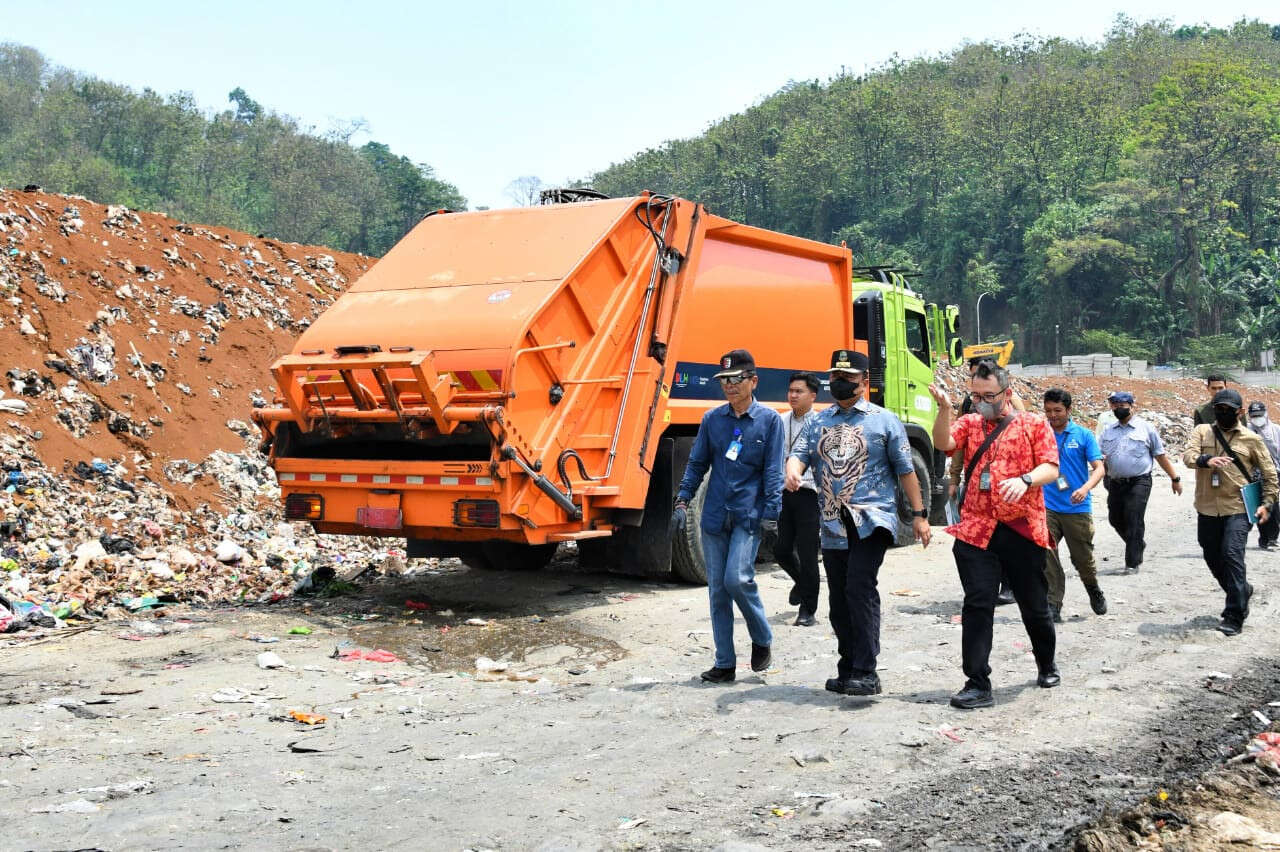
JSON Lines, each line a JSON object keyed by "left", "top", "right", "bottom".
{"left": 929, "top": 361, "right": 1060, "bottom": 710}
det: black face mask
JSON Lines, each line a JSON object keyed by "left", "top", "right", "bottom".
{"left": 1113, "top": 406, "right": 1131, "bottom": 421}
{"left": 830, "top": 378, "right": 861, "bottom": 401}
{"left": 1215, "top": 409, "right": 1239, "bottom": 430}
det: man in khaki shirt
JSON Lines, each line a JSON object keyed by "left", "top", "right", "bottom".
{"left": 1182, "top": 389, "right": 1278, "bottom": 636}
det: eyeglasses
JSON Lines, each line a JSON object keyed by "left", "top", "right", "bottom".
{"left": 719, "top": 374, "right": 753, "bottom": 386}
{"left": 968, "top": 391, "right": 1005, "bottom": 404}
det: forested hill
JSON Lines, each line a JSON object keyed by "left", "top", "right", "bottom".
{"left": 0, "top": 43, "right": 465, "bottom": 258}
{"left": 590, "top": 19, "right": 1280, "bottom": 367}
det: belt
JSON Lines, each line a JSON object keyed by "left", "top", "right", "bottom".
{"left": 1107, "top": 472, "right": 1151, "bottom": 484}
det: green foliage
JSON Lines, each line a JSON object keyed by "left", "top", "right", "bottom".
{"left": 1174, "top": 334, "right": 1249, "bottom": 371}
{"left": 0, "top": 46, "right": 466, "bottom": 255}
{"left": 1074, "top": 329, "right": 1157, "bottom": 361}
{"left": 590, "top": 18, "right": 1280, "bottom": 364}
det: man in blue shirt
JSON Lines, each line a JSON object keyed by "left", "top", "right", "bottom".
{"left": 1041, "top": 389, "right": 1107, "bottom": 623}
{"left": 1099, "top": 391, "right": 1183, "bottom": 573}
{"left": 674, "top": 349, "right": 785, "bottom": 684}
{"left": 785, "top": 349, "right": 930, "bottom": 697}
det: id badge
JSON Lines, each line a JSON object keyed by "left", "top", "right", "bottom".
{"left": 1211, "top": 472, "right": 1220, "bottom": 488}
{"left": 725, "top": 440, "right": 742, "bottom": 461}
{"left": 979, "top": 470, "right": 992, "bottom": 492}
{"left": 1056, "top": 476, "right": 1069, "bottom": 491}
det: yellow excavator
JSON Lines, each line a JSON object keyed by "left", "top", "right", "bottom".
{"left": 962, "top": 340, "right": 1015, "bottom": 367}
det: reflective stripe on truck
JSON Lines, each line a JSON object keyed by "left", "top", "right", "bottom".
{"left": 277, "top": 472, "right": 493, "bottom": 486}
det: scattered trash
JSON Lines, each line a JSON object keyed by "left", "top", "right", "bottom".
{"left": 287, "top": 626, "right": 312, "bottom": 635}
{"left": 256, "top": 652, "right": 287, "bottom": 670}
{"left": 890, "top": 589, "right": 921, "bottom": 597}
{"left": 404, "top": 600, "right": 430, "bottom": 610}
{"left": 475, "top": 656, "right": 508, "bottom": 673}
{"left": 464, "top": 618, "right": 490, "bottom": 626}
{"left": 288, "top": 710, "right": 327, "bottom": 726}
{"left": 335, "top": 648, "right": 399, "bottom": 663}
{"left": 32, "top": 798, "right": 101, "bottom": 814}
{"left": 616, "top": 818, "right": 647, "bottom": 830}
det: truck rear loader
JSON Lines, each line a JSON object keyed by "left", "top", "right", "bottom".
{"left": 252, "top": 193, "right": 961, "bottom": 582}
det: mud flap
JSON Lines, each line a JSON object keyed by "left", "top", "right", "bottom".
{"left": 578, "top": 436, "right": 675, "bottom": 576}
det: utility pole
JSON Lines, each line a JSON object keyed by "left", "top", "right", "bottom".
{"left": 976, "top": 293, "right": 990, "bottom": 344}
{"left": 1055, "top": 324, "right": 1060, "bottom": 365}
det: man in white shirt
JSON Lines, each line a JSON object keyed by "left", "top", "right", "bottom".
{"left": 776, "top": 372, "right": 822, "bottom": 625}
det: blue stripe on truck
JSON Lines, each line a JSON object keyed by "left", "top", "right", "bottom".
{"left": 670, "top": 361, "right": 837, "bottom": 404}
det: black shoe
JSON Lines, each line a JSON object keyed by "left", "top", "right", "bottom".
{"left": 788, "top": 585, "right": 801, "bottom": 606}
{"left": 1087, "top": 585, "right": 1108, "bottom": 615}
{"left": 950, "top": 684, "right": 994, "bottom": 709}
{"left": 1050, "top": 605, "right": 1063, "bottom": 624}
{"left": 1126, "top": 564, "right": 1140, "bottom": 575}
{"left": 794, "top": 611, "right": 816, "bottom": 627}
{"left": 1245, "top": 583, "right": 1254, "bottom": 620}
{"left": 750, "top": 643, "right": 772, "bottom": 672}
{"left": 844, "top": 673, "right": 881, "bottom": 696}
{"left": 996, "top": 586, "right": 1015, "bottom": 606}
{"left": 1037, "top": 665, "right": 1061, "bottom": 688}
{"left": 700, "top": 666, "right": 736, "bottom": 683}
{"left": 1218, "top": 619, "right": 1242, "bottom": 637}
{"left": 825, "top": 677, "right": 850, "bottom": 694}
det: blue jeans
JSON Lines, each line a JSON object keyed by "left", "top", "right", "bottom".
{"left": 701, "top": 524, "right": 773, "bottom": 668}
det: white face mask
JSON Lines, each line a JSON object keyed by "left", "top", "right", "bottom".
{"left": 1251, "top": 415, "right": 1267, "bottom": 428}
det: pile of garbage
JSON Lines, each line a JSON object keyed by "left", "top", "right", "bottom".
{"left": 0, "top": 187, "right": 398, "bottom": 633}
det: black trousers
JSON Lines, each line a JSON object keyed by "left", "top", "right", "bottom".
{"left": 776, "top": 489, "right": 821, "bottom": 614}
{"left": 1257, "top": 503, "right": 1279, "bottom": 546}
{"left": 1105, "top": 473, "right": 1152, "bottom": 568}
{"left": 822, "top": 526, "right": 892, "bottom": 679}
{"left": 1197, "top": 512, "right": 1251, "bottom": 623}
{"left": 953, "top": 523, "right": 1056, "bottom": 691}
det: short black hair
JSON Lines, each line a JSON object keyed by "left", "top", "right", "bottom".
{"left": 1206, "top": 374, "right": 1228, "bottom": 385}
{"left": 788, "top": 371, "right": 820, "bottom": 394}
{"left": 971, "top": 361, "right": 1010, "bottom": 390}
{"left": 968, "top": 356, "right": 996, "bottom": 369}
{"left": 1043, "top": 388, "right": 1072, "bottom": 409}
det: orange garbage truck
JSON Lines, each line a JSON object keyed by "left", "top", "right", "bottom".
{"left": 252, "top": 192, "right": 961, "bottom": 582}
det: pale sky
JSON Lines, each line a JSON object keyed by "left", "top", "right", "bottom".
{"left": 1, "top": 1, "right": 1276, "bottom": 210}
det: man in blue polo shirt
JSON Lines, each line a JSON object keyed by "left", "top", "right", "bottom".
{"left": 1041, "top": 389, "right": 1107, "bottom": 622}
{"left": 674, "top": 349, "right": 785, "bottom": 684}
{"left": 1099, "top": 390, "right": 1183, "bottom": 573}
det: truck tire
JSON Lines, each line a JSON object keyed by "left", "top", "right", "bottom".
{"left": 464, "top": 541, "right": 559, "bottom": 572}
{"left": 895, "top": 446, "right": 932, "bottom": 548}
{"left": 671, "top": 477, "right": 708, "bottom": 584}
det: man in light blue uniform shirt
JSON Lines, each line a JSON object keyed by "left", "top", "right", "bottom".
{"left": 1098, "top": 390, "right": 1183, "bottom": 573}
{"left": 1041, "top": 389, "right": 1107, "bottom": 622}
{"left": 786, "top": 349, "right": 930, "bottom": 697}
{"left": 674, "top": 349, "right": 784, "bottom": 684}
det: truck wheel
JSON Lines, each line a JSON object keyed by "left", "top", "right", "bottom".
{"left": 468, "top": 541, "right": 559, "bottom": 572}
{"left": 671, "top": 477, "right": 708, "bottom": 584}
{"left": 895, "top": 446, "right": 932, "bottom": 548}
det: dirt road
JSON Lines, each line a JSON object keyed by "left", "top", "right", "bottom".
{"left": 4, "top": 463, "right": 1279, "bottom": 851}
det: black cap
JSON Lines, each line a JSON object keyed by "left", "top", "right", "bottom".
{"left": 828, "top": 349, "right": 870, "bottom": 375}
{"left": 713, "top": 349, "right": 756, "bottom": 378}
{"left": 1212, "top": 389, "right": 1244, "bottom": 410}
{"left": 1248, "top": 401, "right": 1266, "bottom": 415}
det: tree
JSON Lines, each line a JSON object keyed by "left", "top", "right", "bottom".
{"left": 505, "top": 175, "right": 544, "bottom": 207}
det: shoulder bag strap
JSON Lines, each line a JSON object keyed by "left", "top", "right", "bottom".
{"left": 963, "top": 413, "right": 1015, "bottom": 486}
{"left": 1211, "top": 425, "right": 1253, "bottom": 480}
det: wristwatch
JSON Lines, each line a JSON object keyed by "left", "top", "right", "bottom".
{"left": 1020, "top": 473, "right": 1034, "bottom": 487}
{"left": 912, "top": 509, "right": 928, "bottom": 519}
{"left": 1171, "top": 477, "right": 1181, "bottom": 483}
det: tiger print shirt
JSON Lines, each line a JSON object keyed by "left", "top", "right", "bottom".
{"left": 789, "top": 397, "right": 915, "bottom": 549}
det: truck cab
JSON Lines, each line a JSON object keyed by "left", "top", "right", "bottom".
{"left": 852, "top": 267, "right": 962, "bottom": 527}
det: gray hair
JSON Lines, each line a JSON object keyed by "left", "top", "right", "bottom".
{"left": 972, "top": 361, "right": 1010, "bottom": 391}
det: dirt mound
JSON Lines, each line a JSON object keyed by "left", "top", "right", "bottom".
{"left": 0, "top": 186, "right": 390, "bottom": 623}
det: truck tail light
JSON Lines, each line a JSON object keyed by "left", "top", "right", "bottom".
{"left": 285, "top": 493, "right": 324, "bottom": 520}
{"left": 453, "top": 499, "right": 500, "bottom": 527}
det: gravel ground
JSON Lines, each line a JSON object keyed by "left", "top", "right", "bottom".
{"left": 2, "top": 463, "right": 1278, "bottom": 851}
